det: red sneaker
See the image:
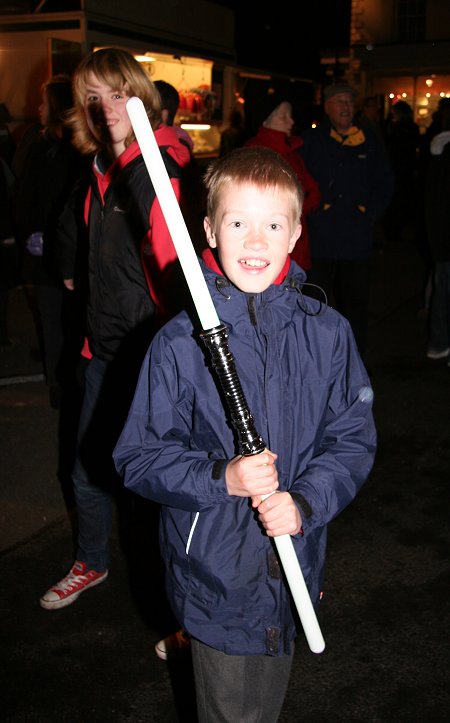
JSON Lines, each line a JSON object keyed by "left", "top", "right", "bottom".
{"left": 40, "top": 561, "right": 108, "bottom": 610}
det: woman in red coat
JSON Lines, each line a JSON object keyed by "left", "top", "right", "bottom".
{"left": 245, "top": 96, "right": 320, "bottom": 270}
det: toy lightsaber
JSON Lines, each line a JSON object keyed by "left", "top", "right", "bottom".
{"left": 126, "top": 97, "right": 325, "bottom": 654}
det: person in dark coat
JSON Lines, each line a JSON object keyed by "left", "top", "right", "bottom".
{"left": 114, "top": 147, "right": 376, "bottom": 722}
{"left": 13, "top": 74, "right": 86, "bottom": 407}
{"left": 384, "top": 100, "right": 420, "bottom": 243}
{"left": 299, "top": 82, "right": 394, "bottom": 356}
{"left": 0, "top": 157, "right": 18, "bottom": 348}
{"left": 425, "top": 110, "right": 450, "bottom": 362}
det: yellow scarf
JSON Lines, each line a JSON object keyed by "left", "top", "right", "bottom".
{"left": 330, "top": 126, "right": 366, "bottom": 146}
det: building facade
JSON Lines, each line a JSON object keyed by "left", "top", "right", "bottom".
{"left": 348, "top": 0, "right": 450, "bottom": 130}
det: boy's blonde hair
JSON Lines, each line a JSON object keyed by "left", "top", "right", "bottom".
{"left": 68, "top": 47, "right": 162, "bottom": 155}
{"left": 204, "top": 146, "right": 304, "bottom": 232}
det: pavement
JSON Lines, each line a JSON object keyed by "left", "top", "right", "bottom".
{"left": 1, "top": 237, "right": 449, "bottom": 722}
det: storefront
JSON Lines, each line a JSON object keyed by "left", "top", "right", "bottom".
{"left": 123, "top": 49, "right": 223, "bottom": 157}
{"left": 374, "top": 74, "right": 450, "bottom": 133}
{"left": 352, "top": 39, "right": 450, "bottom": 133}
{"left": 0, "top": 1, "right": 236, "bottom": 156}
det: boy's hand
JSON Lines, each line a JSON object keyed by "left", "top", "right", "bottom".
{"left": 253, "top": 492, "right": 302, "bottom": 538}
{"left": 225, "top": 451, "right": 279, "bottom": 498}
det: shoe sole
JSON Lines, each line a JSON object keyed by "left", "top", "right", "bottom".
{"left": 154, "top": 645, "right": 190, "bottom": 661}
{"left": 154, "top": 636, "right": 191, "bottom": 661}
{"left": 154, "top": 644, "right": 169, "bottom": 661}
{"left": 40, "top": 571, "right": 108, "bottom": 611}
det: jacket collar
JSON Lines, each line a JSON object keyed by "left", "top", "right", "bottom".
{"left": 249, "top": 126, "right": 304, "bottom": 153}
{"left": 92, "top": 124, "right": 191, "bottom": 201}
{"left": 329, "top": 125, "right": 366, "bottom": 146}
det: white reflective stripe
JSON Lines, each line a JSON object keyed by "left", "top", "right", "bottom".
{"left": 186, "top": 512, "right": 200, "bottom": 555}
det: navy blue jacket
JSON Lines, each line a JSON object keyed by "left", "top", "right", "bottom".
{"left": 300, "top": 120, "right": 393, "bottom": 259}
{"left": 114, "top": 260, "right": 376, "bottom": 656}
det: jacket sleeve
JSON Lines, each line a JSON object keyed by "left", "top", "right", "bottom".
{"left": 113, "top": 330, "right": 231, "bottom": 512}
{"left": 147, "top": 177, "right": 180, "bottom": 272}
{"left": 289, "top": 318, "right": 376, "bottom": 535}
{"left": 54, "top": 177, "right": 90, "bottom": 281}
{"left": 142, "top": 176, "right": 191, "bottom": 321}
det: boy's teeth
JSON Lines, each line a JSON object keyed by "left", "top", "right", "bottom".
{"left": 241, "top": 259, "right": 267, "bottom": 267}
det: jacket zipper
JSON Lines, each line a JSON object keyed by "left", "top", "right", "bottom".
{"left": 247, "top": 295, "right": 258, "bottom": 326}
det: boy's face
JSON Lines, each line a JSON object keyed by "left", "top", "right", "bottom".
{"left": 84, "top": 72, "right": 132, "bottom": 157}
{"left": 204, "top": 182, "right": 301, "bottom": 293}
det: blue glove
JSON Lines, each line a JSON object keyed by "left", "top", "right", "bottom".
{"left": 26, "top": 232, "right": 44, "bottom": 257}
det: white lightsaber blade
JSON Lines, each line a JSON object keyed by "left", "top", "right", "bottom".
{"left": 126, "top": 96, "right": 325, "bottom": 654}
{"left": 127, "top": 98, "right": 219, "bottom": 331}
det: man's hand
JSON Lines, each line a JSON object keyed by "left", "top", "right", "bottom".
{"left": 226, "top": 450, "right": 278, "bottom": 498}
{"left": 254, "top": 491, "right": 302, "bottom": 538}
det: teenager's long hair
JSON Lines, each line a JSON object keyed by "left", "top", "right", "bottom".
{"left": 68, "top": 47, "right": 162, "bottom": 155}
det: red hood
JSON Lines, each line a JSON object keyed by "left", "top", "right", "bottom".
{"left": 92, "top": 123, "right": 191, "bottom": 202}
{"left": 154, "top": 123, "right": 192, "bottom": 168}
{"left": 201, "top": 247, "right": 290, "bottom": 285}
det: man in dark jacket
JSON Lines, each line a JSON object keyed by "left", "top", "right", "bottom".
{"left": 299, "top": 83, "right": 393, "bottom": 355}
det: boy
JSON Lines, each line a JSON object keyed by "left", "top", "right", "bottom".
{"left": 114, "top": 147, "right": 376, "bottom": 721}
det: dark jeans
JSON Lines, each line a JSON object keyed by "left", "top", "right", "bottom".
{"left": 191, "top": 638, "right": 294, "bottom": 723}
{"left": 73, "top": 356, "right": 113, "bottom": 571}
{"left": 305, "top": 257, "right": 372, "bottom": 355}
{"left": 72, "top": 335, "right": 155, "bottom": 571}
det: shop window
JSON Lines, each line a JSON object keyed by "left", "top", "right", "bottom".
{"left": 397, "top": 0, "right": 427, "bottom": 42}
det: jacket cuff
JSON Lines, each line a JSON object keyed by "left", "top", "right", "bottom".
{"left": 212, "top": 459, "right": 228, "bottom": 482}
{"left": 290, "top": 492, "right": 313, "bottom": 520}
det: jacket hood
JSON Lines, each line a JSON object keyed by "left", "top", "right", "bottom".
{"left": 118, "top": 124, "right": 191, "bottom": 169}
{"left": 154, "top": 123, "right": 192, "bottom": 168}
{"left": 91, "top": 123, "right": 191, "bottom": 202}
{"left": 93, "top": 123, "right": 191, "bottom": 178}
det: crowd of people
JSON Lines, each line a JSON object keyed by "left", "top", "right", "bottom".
{"left": 1, "top": 48, "right": 448, "bottom": 721}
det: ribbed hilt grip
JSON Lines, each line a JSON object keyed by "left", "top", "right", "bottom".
{"left": 200, "top": 324, "right": 265, "bottom": 456}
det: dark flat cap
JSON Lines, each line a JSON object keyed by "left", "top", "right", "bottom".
{"left": 324, "top": 83, "right": 358, "bottom": 101}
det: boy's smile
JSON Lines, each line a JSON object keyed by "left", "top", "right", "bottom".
{"left": 204, "top": 183, "right": 301, "bottom": 293}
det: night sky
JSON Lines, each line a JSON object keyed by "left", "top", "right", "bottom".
{"left": 12, "top": 0, "right": 352, "bottom": 80}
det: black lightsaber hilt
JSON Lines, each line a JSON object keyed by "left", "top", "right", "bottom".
{"left": 200, "top": 324, "right": 266, "bottom": 457}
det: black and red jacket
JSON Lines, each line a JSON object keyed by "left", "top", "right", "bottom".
{"left": 58, "top": 125, "right": 191, "bottom": 362}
